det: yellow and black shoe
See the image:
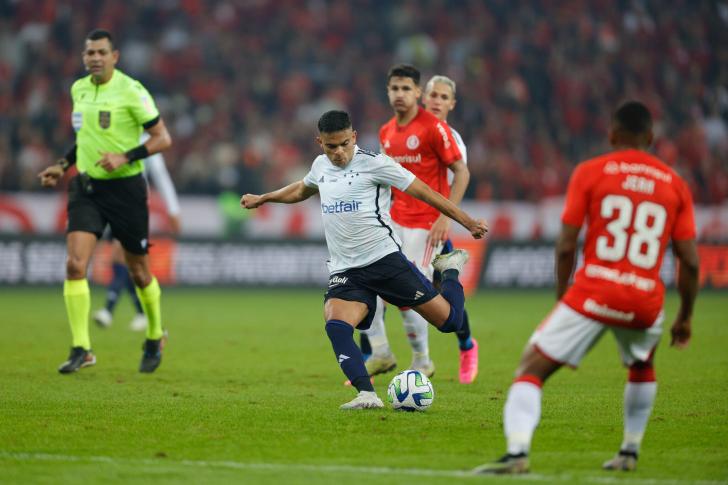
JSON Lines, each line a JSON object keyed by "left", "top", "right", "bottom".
{"left": 139, "top": 336, "right": 165, "bottom": 373}
{"left": 58, "top": 347, "right": 96, "bottom": 374}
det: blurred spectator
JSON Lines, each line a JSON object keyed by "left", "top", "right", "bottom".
{"left": 1, "top": 0, "right": 726, "bottom": 203}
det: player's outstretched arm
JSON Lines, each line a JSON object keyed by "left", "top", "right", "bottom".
{"left": 555, "top": 223, "right": 580, "bottom": 300}
{"left": 404, "top": 178, "right": 487, "bottom": 239}
{"left": 38, "top": 163, "right": 64, "bottom": 188}
{"left": 670, "top": 239, "right": 699, "bottom": 349}
{"left": 241, "top": 180, "right": 318, "bottom": 209}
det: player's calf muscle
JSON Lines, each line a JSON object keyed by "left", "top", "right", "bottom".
{"left": 414, "top": 297, "right": 450, "bottom": 327}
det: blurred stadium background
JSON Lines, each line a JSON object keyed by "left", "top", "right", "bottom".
{"left": 0, "top": 0, "right": 727, "bottom": 291}
{"left": 2, "top": 3, "right": 728, "bottom": 482}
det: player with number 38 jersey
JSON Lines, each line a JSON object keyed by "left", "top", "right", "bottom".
{"left": 474, "top": 101, "right": 699, "bottom": 475}
{"left": 561, "top": 149, "right": 696, "bottom": 329}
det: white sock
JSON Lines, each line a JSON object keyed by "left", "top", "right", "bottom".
{"left": 401, "top": 308, "right": 430, "bottom": 361}
{"left": 621, "top": 382, "right": 657, "bottom": 453}
{"left": 363, "top": 297, "right": 391, "bottom": 357}
{"left": 504, "top": 381, "right": 542, "bottom": 455}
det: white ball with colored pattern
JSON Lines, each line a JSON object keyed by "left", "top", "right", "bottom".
{"left": 387, "top": 369, "right": 434, "bottom": 411}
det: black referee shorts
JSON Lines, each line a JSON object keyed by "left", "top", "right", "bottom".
{"left": 324, "top": 251, "right": 439, "bottom": 329}
{"left": 66, "top": 173, "right": 150, "bottom": 255}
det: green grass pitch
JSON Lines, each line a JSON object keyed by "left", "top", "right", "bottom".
{"left": 0, "top": 288, "right": 726, "bottom": 484}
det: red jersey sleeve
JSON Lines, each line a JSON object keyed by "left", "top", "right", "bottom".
{"left": 428, "top": 120, "right": 462, "bottom": 167}
{"left": 671, "top": 178, "right": 697, "bottom": 241}
{"left": 561, "top": 163, "right": 591, "bottom": 227}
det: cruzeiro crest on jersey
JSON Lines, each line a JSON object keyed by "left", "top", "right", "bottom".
{"left": 99, "top": 111, "right": 111, "bottom": 129}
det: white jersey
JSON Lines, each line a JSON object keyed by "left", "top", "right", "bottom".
{"left": 140, "top": 133, "right": 180, "bottom": 216}
{"left": 303, "top": 146, "right": 416, "bottom": 274}
{"left": 447, "top": 126, "right": 467, "bottom": 185}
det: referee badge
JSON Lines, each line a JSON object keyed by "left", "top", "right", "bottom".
{"left": 99, "top": 111, "right": 111, "bottom": 129}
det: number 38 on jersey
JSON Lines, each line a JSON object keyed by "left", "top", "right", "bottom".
{"left": 596, "top": 195, "right": 667, "bottom": 270}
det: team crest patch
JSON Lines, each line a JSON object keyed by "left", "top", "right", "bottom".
{"left": 99, "top": 111, "right": 111, "bottom": 129}
{"left": 406, "top": 135, "right": 420, "bottom": 150}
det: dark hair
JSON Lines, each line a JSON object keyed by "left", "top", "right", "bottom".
{"left": 387, "top": 64, "right": 420, "bottom": 85}
{"left": 318, "top": 110, "right": 352, "bottom": 133}
{"left": 613, "top": 101, "right": 652, "bottom": 135}
{"left": 86, "top": 29, "right": 114, "bottom": 48}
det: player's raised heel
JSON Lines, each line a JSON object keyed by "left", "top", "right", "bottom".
{"left": 432, "top": 249, "right": 469, "bottom": 274}
{"left": 365, "top": 353, "right": 397, "bottom": 376}
{"left": 602, "top": 450, "right": 637, "bottom": 471}
{"left": 340, "top": 390, "right": 384, "bottom": 410}
{"left": 472, "top": 453, "right": 530, "bottom": 475}
{"left": 58, "top": 347, "right": 96, "bottom": 374}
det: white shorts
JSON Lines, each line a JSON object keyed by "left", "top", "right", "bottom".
{"left": 529, "top": 303, "right": 664, "bottom": 368}
{"left": 392, "top": 222, "right": 443, "bottom": 281}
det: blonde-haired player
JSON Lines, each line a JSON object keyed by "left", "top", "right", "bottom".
{"left": 422, "top": 75, "right": 479, "bottom": 383}
{"left": 363, "top": 65, "right": 473, "bottom": 382}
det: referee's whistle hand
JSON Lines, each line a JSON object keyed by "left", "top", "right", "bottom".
{"left": 38, "top": 165, "right": 63, "bottom": 188}
{"left": 96, "top": 151, "right": 128, "bottom": 172}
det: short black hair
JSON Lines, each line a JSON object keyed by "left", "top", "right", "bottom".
{"left": 318, "top": 110, "right": 352, "bottom": 133}
{"left": 86, "top": 29, "right": 114, "bottom": 48}
{"left": 613, "top": 101, "right": 652, "bottom": 136}
{"left": 387, "top": 64, "right": 420, "bottom": 85}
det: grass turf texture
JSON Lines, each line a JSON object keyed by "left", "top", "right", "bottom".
{"left": 0, "top": 288, "right": 726, "bottom": 484}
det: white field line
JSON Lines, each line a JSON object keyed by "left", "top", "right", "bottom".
{"left": 0, "top": 451, "right": 726, "bottom": 484}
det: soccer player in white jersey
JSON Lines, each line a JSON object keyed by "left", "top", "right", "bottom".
{"left": 241, "top": 111, "right": 488, "bottom": 409}
{"left": 93, "top": 133, "right": 180, "bottom": 331}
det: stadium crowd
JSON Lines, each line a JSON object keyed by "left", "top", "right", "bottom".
{"left": 1, "top": 0, "right": 727, "bottom": 203}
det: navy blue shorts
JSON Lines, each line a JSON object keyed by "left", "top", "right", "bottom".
{"left": 324, "top": 251, "right": 439, "bottom": 330}
{"left": 441, "top": 239, "right": 454, "bottom": 254}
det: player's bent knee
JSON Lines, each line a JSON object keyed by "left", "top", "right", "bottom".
{"left": 128, "top": 268, "right": 152, "bottom": 288}
{"left": 65, "top": 256, "right": 88, "bottom": 279}
{"left": 125, "top": 255, "right": 152, "bottom": 287}
{"left": 412, "top": 296, "right": 450, "bottom": 329}
{"left": 515, "top": 345, "right": 561, "bottom": 383}
{"left": 628, "top": 361, "right": 656, "bottom": 383}
{"left": 324, "top": 299, "right": 368, "bottom": 328}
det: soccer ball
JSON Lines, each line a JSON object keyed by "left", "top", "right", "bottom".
{"left": 387, "top": 369, "right": 434, "bottom": 411}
